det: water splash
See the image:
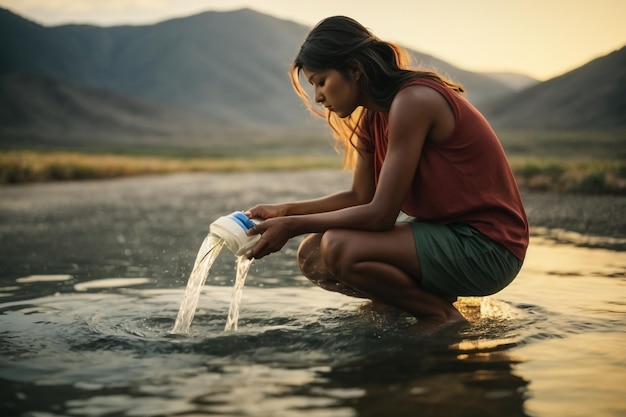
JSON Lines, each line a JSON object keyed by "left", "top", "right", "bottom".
{"left": 224, "top": 256, "right": 254, "bottom": 331}
{"left": 171, "top": 234, "right": 225, "bottom": 334}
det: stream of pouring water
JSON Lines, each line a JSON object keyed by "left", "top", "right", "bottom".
{"left": 171, "top": 234, "right": 224, "bottom": 334}
{"left": 171, "top": 233, "right": 253, "bottom": 334}
{"left": 224, "top": 256, "right": 253, "bottom": 331}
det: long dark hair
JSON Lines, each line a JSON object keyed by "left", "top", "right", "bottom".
{"left": 290, "top": 16, "right": 464, "bottom": 168}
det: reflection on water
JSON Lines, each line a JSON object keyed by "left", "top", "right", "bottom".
{"left": 16, "top": 275, "right": 73, "bottom": 283}
{"left": 0, "top": 236, "right": 623, "bottom": 417}
{"left": 74, "top": 277, "right": 151, "bottom": 291}
{"left": 0, "top": 171, "right": 625, "bottom": 417}
{"left": 0, "top": 285, "right": 528, "bottom": 416}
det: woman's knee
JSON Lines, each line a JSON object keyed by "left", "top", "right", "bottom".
{"left": 297, "top": 233, "right": 323, "bottom": 277}
{"left": 319, "top": 229, "right": 351, "bottom": 277}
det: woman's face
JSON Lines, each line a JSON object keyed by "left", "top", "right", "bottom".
{"left": 302, "top": 67, "right": 361, "bottom": 118}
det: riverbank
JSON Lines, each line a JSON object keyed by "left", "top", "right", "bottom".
{"left": 1, "top": 170, "right": 624, "bottom": 254}
{"left": 0, "top": 150, "right": 342, "bottom": 184}
{"left": 1, "top": 150, "right": 625, "bottom": 194}
{"left": 521, "top": 191, "right": 626, "bottom": 251}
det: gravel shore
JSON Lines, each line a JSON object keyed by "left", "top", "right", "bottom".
{"left": 521, "top": 190, "right": 626, "bottom": 249}
{"left": 1, "top": 171, "right": 624, "bottom": 256}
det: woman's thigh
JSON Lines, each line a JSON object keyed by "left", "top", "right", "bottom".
{"left": 320, "top": 223, "right": 422, "bottom": 282}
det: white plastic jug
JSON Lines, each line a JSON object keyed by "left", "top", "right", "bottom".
{"left": 209, "top": 211, "right": 261, "bottom": 256}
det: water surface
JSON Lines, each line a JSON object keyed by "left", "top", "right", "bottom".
{"left": 0, "top": 171, "right": 624, "bottom": 417}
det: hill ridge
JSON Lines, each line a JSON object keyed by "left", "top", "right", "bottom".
{"left": 484, "top": 45, "right": 626, "bottom": 129}
{"left": 0, "top": 6, "right": 624, "bottom": 154}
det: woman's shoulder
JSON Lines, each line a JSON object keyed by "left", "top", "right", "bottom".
{"left": 389, "top": 81, "right": 458, "bottom": 143}
{"left": 396, "top": 78, "right": 460, "bottom": 105}
{"left": 390, "top": 82, "right": 452, "bottom": 118}
{"left": 394, "top": 82, "right": 445, "bottom": 104}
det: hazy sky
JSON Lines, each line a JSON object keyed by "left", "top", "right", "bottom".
{"left": 2, "top": 0, "right": 625, "bottom": 80}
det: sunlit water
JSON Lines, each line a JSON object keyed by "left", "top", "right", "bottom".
{"left": 0, "top": 171, "right": 625, "bottom": 417}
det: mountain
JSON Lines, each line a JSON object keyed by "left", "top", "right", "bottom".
{"left": 0, "top": 6, "right": 622, "bottom": 156}
{"left": 0, "top": 8, "right": 513, "bottom": 130}
{"left": 483, "top": 46, "right": 626, "bottom": 130}
{"left": 0, "top": 8, "right": 314, "bottom": 129}
{"left": 407, "top": 51, "right": 515, "bottom": 104}
{"left": 0, "top": 73, "right": 216, "bottom": 149}
{"left": 481, "top": 72, "right": 538, "bottom": 91}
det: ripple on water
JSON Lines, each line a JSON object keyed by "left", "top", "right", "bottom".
{"left": 1, "top": 238, "right": 625, "bottom": 417}
{"left": 1, "top": 275, "right": 620, "bottom": 360}
{"left": 16, "top": 274, "right": 73, "bottom": 283}
{"left": 74, "top": 277, "right": 152, "bottom": 292}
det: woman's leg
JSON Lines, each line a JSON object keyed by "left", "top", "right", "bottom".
{"left": 297, "top": 233, "right": 369, "bottom": 298}
{"left": 315, "top": 224, "right": 466, "bottom": 331}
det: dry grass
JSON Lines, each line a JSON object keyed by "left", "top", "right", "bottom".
{"left": 510, "top": 157, "right": 626, "bottom": 194}
{"left": 0, "top": 151, "right": 342, "bottom": 184}
{"left": 1, "top": 151, "right": 625, "bottom": 194}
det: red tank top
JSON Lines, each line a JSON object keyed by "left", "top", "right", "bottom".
{"left": 361, "top": 78, "right": 529, "bottom": 260}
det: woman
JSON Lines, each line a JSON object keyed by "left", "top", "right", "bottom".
{"left": 244, "top": 16, "right": 529, "bottom": 332}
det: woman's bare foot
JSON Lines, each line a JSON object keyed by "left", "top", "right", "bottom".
{"left": 358, "top": 299, "right": 406, "bottom": 315}
{"left": 359, "top": 299, "right": 468, "bottom": 335}
{"left": 410, "top": 309, "right": 469, "bottom": 335}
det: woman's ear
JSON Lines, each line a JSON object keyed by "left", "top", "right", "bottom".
{"left": 347, "top": 62, "right": 362, "bottom": 83}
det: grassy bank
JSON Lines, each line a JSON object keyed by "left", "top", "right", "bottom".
{"left": 1, "top": 151, "right": 625, "bottom": 194}
{"left": 0, "top": 151, "right": 343, "bottom": 184}
{"left": 497, "top": 129, "right": 626, "bottom": 160}
{"left": 510, "top": 157, "right": 626, "bottom": 194}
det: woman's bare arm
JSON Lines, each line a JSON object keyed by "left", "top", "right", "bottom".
{"left": 247, "top": 85, "right": 453, "bottom": 258}
{"left": 247, "top": 147, "right": 376, "bottom": 218}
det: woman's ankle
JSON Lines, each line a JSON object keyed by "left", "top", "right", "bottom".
{"left": 411, "top": 311, "right": 468, "bottom": 334}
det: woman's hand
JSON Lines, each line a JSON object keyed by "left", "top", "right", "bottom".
{"left": 245, "top": 204, "right": 287, "bottom": 220}
{"left": 245, "top": 217, "right": 294, "bottom": 259}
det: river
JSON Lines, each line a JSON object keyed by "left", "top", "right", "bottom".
{"left": 0, "top": 170, "right": 624, "bottom": 417}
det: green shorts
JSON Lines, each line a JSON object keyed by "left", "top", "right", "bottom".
{"left": 401, "top": 215, "right": 523, "bottom": 297}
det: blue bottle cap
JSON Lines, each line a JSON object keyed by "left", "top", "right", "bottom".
{"left": 228, "top": 211, "right": 257, "bottom": 231}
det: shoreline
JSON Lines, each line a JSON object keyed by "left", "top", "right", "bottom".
{"left": 1, "top": 150, "right": 625, "bottom": 195}
{"left": 522, "top": 190, "right": 626, "bottom": 251}
{"left": 1, "top": 169, "right": 624, "bottom": 252}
